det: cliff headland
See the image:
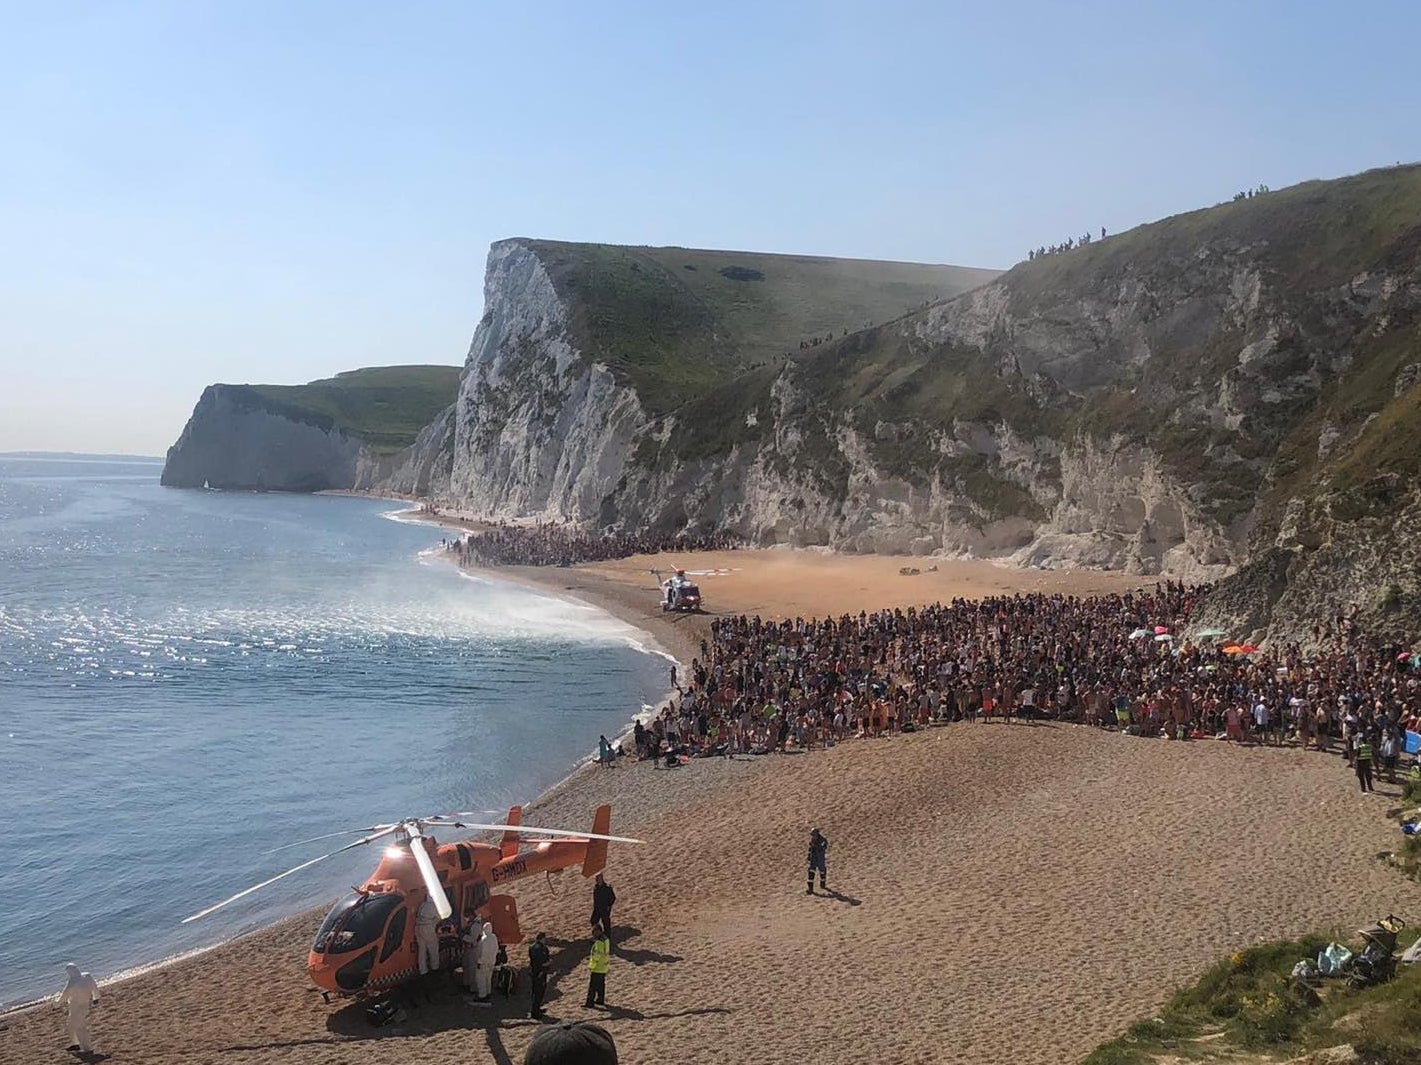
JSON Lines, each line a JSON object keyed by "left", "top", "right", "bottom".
{"left": 161, "top": 365, "right": 460, "bottom": 493}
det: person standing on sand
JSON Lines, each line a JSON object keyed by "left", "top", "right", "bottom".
{"left": 1356, "top": 736, "right": 1375, "bottom": 793}
{"left": 591, "top": 873, "right": 616, "bottom": 935}
{"left": 528, "top": 932, "right": 551, "bottom": 1019}
{"left": 59, "top": 962, "right": 99, "bottom": 1055}
{"left": 475, "top": 920, "right": 500, "bottom": 1002}
{"left": 462, "top": 919, "right": 482, "bottom": 994}
{"left": 585, "top": 921, "right": 611, "bottom": 1008}
{"left": 416, "top": 894, "right": 441, "bottom": 975}
{"left": 807, "top": 828, "right": 829, "bottom": 895}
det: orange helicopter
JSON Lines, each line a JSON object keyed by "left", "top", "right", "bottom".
{"left": 183, "top": 804, "right": 641, "bottom": 999}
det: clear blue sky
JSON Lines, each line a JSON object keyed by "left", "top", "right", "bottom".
{"left": 3, "top": 1, "right": 1418, "bottom": 454}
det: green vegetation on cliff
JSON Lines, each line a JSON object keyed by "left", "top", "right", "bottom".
{"left": 237, "top": 365, "right": 461, "bottom": 454}
{"left": 643, "top": 164, "right": 1421, "bottom": 545}
{"left": 1084, "top": 931, "right": 1421, "bottom": 1065}
{"left": 524, "top": 239, "right": 998, "bottom": 414}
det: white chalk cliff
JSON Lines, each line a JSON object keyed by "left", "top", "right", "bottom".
{"left": 433, "top": 167, "right": 1421, "bottom": 639}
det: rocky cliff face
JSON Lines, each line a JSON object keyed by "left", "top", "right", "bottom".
{"left": 162, "top": 367, "right": 462, "bottom": 494}
{"left": 446, "top": 241, "right": 650, "bottom": 521}
{"left": 439, "top": 168, "right": 1421, "bottom": 639}
{"left": 359, "top": 403, "right": 457, "bottom": 498}
{"left": 162, "top": 386, "right": 365, "bottom": 491}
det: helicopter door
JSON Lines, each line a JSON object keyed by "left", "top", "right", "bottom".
{"left": 463, "top": 881, "right": 489, "bottom": 919}
{"left": 486, "top": 894, "right": 523, "bottom": 945}
{"left": 378, "top": 906, "right": 408, "bottom": 962}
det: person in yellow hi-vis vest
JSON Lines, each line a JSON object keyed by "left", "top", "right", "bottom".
{"left": 584, "top": 920, "right": 610, "bottom": 1008}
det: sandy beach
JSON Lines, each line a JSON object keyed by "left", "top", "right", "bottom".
{"left": 5, "top": 550, "right": 1416, "bottom": 1065}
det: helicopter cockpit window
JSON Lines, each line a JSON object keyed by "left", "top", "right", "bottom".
{"left": 329, "top": 893, "right": 403, "bottom": 954}
{"left": 312, "top": 894, "right": 360, "bottom": 953}
{"left": 313, "top": 892, "right": 403, "bottom": 955}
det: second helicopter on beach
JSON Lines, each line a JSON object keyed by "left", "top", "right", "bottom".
{"left": 653, "top": 568, "right": 703, "bottom": 613}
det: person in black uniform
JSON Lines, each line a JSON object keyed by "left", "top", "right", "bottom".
{"left": 591, "top": 873, "right": 616, "bottom": 936}
{"left": 807, "top": 828, "right": 829, "bottom": 895}
{"left": 528, "top": 931, "right": 551, "bottom": 1019}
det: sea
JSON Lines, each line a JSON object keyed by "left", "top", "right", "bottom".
{"left": 0, "top": 454, "right": 670, "bottom": 1009}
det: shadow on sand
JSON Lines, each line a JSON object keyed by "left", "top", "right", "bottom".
{"left": 810, "top": 889, "right": 863, "bottom": 906}
{"left": 261, "top": 923, "right": 697, "bottom": 1049}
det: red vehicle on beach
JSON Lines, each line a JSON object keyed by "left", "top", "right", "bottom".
{"left": 184, "top": 805, "right": 639, "bottom": 999}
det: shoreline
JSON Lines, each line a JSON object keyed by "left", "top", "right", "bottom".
{"left": 1, "top": 516, "right": 689, "bottom": 1018}
{"left": 399, "top": 506, "right": 706, "bottom": 667}
{"left": 10, "top": 543, "right": 1414, "bottom": 1064}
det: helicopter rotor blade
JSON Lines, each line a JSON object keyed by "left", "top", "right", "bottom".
{"left": 257, "top": 809, "right": 499, "bottom": 855}
{"left": 403, "top": 822, "right": 452, "bottom": 920}
{"left": 181, "top": 825, "right": 400, "bottom": 924}
{"left": 261, "top": 825, "right": 398, "bottom": 854}
{"left": 420, "top": 819, "right": 644, "bottom": 845}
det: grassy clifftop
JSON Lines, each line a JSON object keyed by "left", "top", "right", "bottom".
{"left": 658, "top": 164, "right": 1421, "bottom": 533}
{"left": 235, "top": 365, "right": 462, "bottom": 454}
{"left": 521, "top": 239, "right": 999, "bottom": 413}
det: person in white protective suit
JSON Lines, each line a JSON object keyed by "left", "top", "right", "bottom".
{"left": 472, "top": 920, "right": 499, "bottom": 1003}
{"left": 415, "top": 895, "right": 441, "bottom": 974}
{"left": 59, "top": 962, "right": 100, "bottom": 1054}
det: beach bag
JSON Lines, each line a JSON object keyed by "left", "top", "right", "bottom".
{"left": 1317, "top": 943, "right": 1353, "bottom": 976}
{"left": 365, "top": 1000, "right": 406, "bottom": 1027}
{"left": 494, "top": 964, "right": 516, "bottom": 996}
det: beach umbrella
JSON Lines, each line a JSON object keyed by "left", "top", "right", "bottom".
{"left": 1222, "top": 645, "right": 1245, "bottom": 654}
{"left": 1154, "top": 625, "right": 1169, "bottom": 635}
{"left": 1128, "top": 628, "right": 1150, "bottom": 640}
{"left": 1239, "top": 644, "right": 1260, "bottom": 654}
{"left": 1196, "top": 627, "right": 1228, "bottom": 638}
{"left": 1399, "top": 651, "right": 1414, "bottom": 662}
{"left": 1155, "top": 633, "right": 1174, "bottom": 642}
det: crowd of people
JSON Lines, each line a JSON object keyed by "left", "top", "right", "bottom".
{"left": 445, "top": 521, "right": 742, "bottom": 568}
{"left": 1027, "top": 226, "right": 1108, "bottom": 260}
{"left": 633, "top": 583, "right": 1421, "bottom": 791}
